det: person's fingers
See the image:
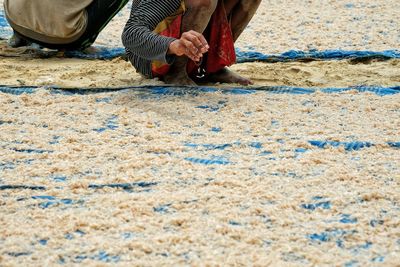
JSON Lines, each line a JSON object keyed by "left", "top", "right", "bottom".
{"left": 182, "top": 31, "right": 208, "bottom": 54}
{"left": 181, "top": 39, "right": 201, "bottom": 61}
{"left": 181, "top": 35, "right": 200, "bottom": 55}
{"left": 169, "top": 40, "right": 185, "bottom": 56}
{"left": 185, "top": 35, "right": 203, "bottom": 52}
{"left": 184, "top": 32, "right": 208, "bottom": 53}
{"left": 172, "top": 31, "right": 209, "bottom": 61}
{"left": 188, "top": 30, "right": 209, "bottom": 51}
{"left": 169, "top": 39, "right": 203, "bottom": 61}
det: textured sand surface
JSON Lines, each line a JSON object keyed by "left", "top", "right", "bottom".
{"left": 96, "top": 0, "right": 400, "bottom": 53}
{"left": 0, "top": 41, "right": 399, "bottom": 88}
{"left": 1, "top": 0, "right": 399, "bottom": 89}
{"left": 0, "top": 89, "right": 399, "bottom": 266}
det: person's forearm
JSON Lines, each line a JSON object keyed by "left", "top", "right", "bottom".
{"left": 122, "top": 0, "right": 181, "bottom": 62}
{"left": 122, "top": 26, "right": 176, "bottom": 62}
{"left": 167, "top": 31, "right": 209, "bottom": 62}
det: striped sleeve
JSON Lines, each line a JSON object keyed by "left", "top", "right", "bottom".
{"left": 122, "top": 0, "right": 182, "bottom": 76}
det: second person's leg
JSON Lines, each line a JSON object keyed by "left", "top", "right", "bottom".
{"left": 207, "top": 0, "right": 261, "bottom": 85}
{"left": 225, "top": 0, "right": 262, "bottom": 42}
{"left": 69, "top": 0, "right": 130, "bottom": 50}
{"left": 164, "top": 0, "right": 218, "bottom": 85}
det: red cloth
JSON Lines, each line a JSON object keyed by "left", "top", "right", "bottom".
{"left": 152, "top": 1, "right": 236, "bottom": 78}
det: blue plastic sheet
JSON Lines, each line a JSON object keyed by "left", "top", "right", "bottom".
{"left": 1, "top": 11, "right": 399, "bottom": 61}
{"left": 1, "top": 85, "right": 399, "bottom": 96}
{"left": 185, "top": 157, "right": 231, "bottom": 165}
{"left": 35, "top": 47, "right": 400, "bottom": 62}
{"left": 0, "top": 185, "right": 46, "bottom": 191}
{"left": 64, "top": 47, "right": 126, "bottom": 60}
{"left": 62, "top": 47, "right": 400, "bottom": 61}
{"left": 0, "top": 11, "right": 8, "bottom": 27}
{"left": 235, "top": 49, "right": 400, "bottom": 63}
{"left": 88, "top": 182, "right": 157, "bottom": 190}
{"left": 0, "top": 10, "right": 12, "bottom": 38}
{"left": 301, "top": 201, "right": 331, "bottom": 211}
{"left": 308, "top": 140, "right": 374, "bottom": 151}
{"left": 308, "top": 140, "right": 399, "bottom": 151}
{"left": 0, "top": 182, "right": 157, "bottom": 191}
{"left": 47, "top": 47, "right": 399, "bottom": 61}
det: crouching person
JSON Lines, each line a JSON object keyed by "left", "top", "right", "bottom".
{"left": 4, "top": 0, "right": 129, "bottom": 50}
{"left": 122, "top": 0, "right": 261, "bottom": 86}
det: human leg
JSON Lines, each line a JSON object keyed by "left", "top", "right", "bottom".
{"left": 68, "top": 0, "right": 130, "bottom": 50}
{"left": 163, "top": 0, "right": 218, "bottom": 85}
{"left": 8, "top": 30, "right": 31, "bottom": 48}
{"left": 207, "top": 0, "right": 261, "bottom": 85}
{"left": 225, "top": 0, "right": 262, "bottom": 42}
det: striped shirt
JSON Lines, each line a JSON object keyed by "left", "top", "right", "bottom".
{"left": 122, "top": 0, "right": 182, "bottom": 77}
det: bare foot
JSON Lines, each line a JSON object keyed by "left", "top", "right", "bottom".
{"left": 163, "top": 71, "right": 197, "bottom": 86}
{"left": 208, "top": 67, "right": 253, "bottom": 86}
{"left": 82, "top": 46, "right": 101, "bottom": 54}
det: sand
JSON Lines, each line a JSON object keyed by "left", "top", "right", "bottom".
{"left": 1, "top": 0, "right": 400, "bottom": 89}
{"left": 1, "top": 0, "right": 400, "bottom": 266}
{"left": 97, "top": 0, "right": 400, "bottom": 53}
{"left": 0, "top": 40, "right": 399, "bottom": 88}
{"left": 0, "top": 89, "right": 399, "bottom": 266}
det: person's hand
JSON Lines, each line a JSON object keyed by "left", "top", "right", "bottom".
{"left": 168, "top": 30, "right": 209, "bottom": 62}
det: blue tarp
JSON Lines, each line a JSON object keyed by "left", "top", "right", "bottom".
{"left": 235, "top": 49, "right": 400, "bottom": 63}
{"left": 64, "top": 48, "right": 400, "bottom": 61}
{"left": 1, "top": 85, "right": 399, "bottom": 96}
{"left": 0, "top": 10, "right": 12, "bottom": 37}
{"left": 1, "top": 11, "right": 399, "bottom": 62}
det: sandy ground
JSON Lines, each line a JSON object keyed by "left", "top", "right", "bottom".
{"left": 0, "top": 51, "right": 399, "bottom": 88}
{"left": 0, "top": 40, "right": 399, "bottom": 89}
{"left": 96, "top": 0, "right": 400, "bottom": 53}
{"left": 0, "top": 89, "right": 399, "bottom": 266}
{"left": 0, "top": 0, "right": 399, "bottom": 88}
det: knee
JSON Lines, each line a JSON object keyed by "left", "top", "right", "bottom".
{"left": 186, "top": 0, "right": 218, "bottom": 12}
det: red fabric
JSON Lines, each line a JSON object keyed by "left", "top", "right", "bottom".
{"left": 151, "top": 15, "right": 182, "bottom": 77}
{"left": 152, "top": 1, "right": 236, "bottom": 78}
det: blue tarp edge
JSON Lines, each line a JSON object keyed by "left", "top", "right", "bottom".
{"left": 0, "top": 85, "right": 399, "bottom": 96}
{"left": 1, "top": 10, "right": 399, "bottom": 61}
{"left": 63, "top": 47, "right": 400, "bottom": 61}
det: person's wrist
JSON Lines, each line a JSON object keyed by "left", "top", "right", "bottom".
{"left": 168, "top": 40, "right": 179, "bottom": 55}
